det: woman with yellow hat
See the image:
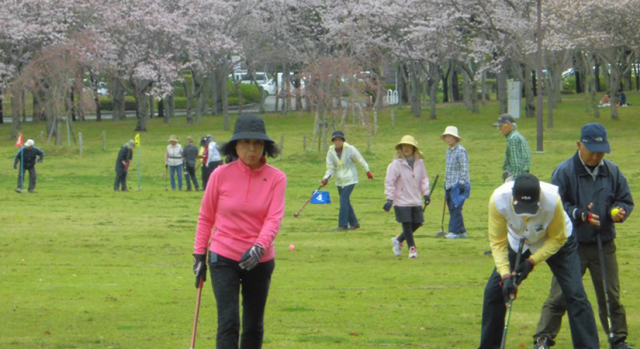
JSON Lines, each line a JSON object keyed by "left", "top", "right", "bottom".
{"left": 165, "top": 135, "right": 183, "bottom": 190}
{"left": 440, "top": 126, "right": 470, "bottom": 239}
{"left": 384, "top": 135, "right": 431, "bottom": 258}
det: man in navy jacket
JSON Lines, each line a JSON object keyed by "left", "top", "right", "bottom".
{"left": 14, "top": 139, "right": 44, "bottom": 193}
{"left": 533, "top": 123, "right": 634, "bottom": 349}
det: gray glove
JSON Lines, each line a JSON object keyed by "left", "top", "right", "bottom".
{"left": 239, "top": 244, "right": 264, "bottom": 271}
{"left": 502, "top": 170, "right": 511, "bottom": 182}
{"left": 192, "top": 253, "right": 207, "bottom": 288}
{"left": 383, "top": 200, "right": 393, "bottom": 212}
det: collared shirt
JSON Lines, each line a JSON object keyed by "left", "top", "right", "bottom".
{"left": 445, "top": 143, "right": 470, "bottom": 190}
{"left": 577, "top": 152, "right": 603, "bottom": 181}
{"left": 503, "top": 130, "right": 531, "bottom": 178}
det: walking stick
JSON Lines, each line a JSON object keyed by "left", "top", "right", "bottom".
{"left": 596, "top": 233, "right": 615, "bottom": 349}
{"left": 500, "top": 237, "right": 526, "bottom": 349}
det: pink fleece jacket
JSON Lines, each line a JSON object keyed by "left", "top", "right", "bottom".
{"left": 384, "top": 158, "right": 430, "bottom": 207}
{"left": 193, "top": 157, "right": 287, "bottom": 262}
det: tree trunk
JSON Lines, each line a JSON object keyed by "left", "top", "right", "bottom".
{"left": 497, "top": 66, "right": 508, "bottom": 114}
{"left": 524, "top": 66, "right": 535, "bottom": 118}
{"left": 594, "top": 61, "right": 602, "bottom": 92}
{"left": 481, "top": 70, "right": 487, "bottom": 105}
{"left": 11, "top": 93, "right": 21, "bottom": 139}
{"left": 409, "top": 62, "right": 421, "bottom": 118}
{"left": 134, "top": 81, "right": 150, "bottom": 132}
{"left": 0, "top": 86, "right": 4, "bottom": 124}
{"left": 163, "top": 97, "right": 170, "bottom": 123}
{"left": 112, "top": 78, "right": 125, "bottom": 121}
{"left": 222, "top": 76, "right": 230, "bottom": 131}
{"left": 442, "top": 64, "right": 450, "bottom": 103}
{"left": 429, "top": 63, "right": 440, "bottom": 119}
{"left": 89, "top": 70, "right": 102, "bottom": 121}
{"left": 158, "top": 97, "right": 164, "bottom": 119}
{"left": 463, "top": 67, "right": 471, "bottom": 109}
{"left": 451, "top": 64, "right": 459, "bottom": 102}
{"left": 397, "top": 63, "right": 410, "bottom": 105}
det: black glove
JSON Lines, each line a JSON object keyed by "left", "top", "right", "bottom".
{"left": 502, "top": 170, "right": 511, "bottom": 182}
{"left": 37, "top": 158, "right": 43, "bottom": 163}
{"left": 383, "top": 200, "right": 393, "bottom": 212}
{"left": 14, "top": 164, "right": 17, "bottom": 170}
{"left": 514, "top": 258, "right": 535, "bottom": 285}
{"left": 423, "top": 195, "right": 431, "bottom": 206}
{"left": 239, "top": 244, "right": 264, "bottom": 271}
{"left": 192, "top": 253, "right": 207, "bottom": 288}
{"left": 501, "top": 275, "right": 517, "bottom": 304}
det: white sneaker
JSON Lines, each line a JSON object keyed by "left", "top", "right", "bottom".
{"left": 445, "top": 233, "right": 459, "bottom": 239}
{"left": 391, "top": 237, "right": 403, "bottom": 256}
{"left": 409, "top": 246, "right": 417, "bottom": 258}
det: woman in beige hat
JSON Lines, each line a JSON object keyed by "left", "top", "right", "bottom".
{"left": 384, "top": 135, "right": 431, "bottom": 258}
{"left": 440, "top": 126, "right": 470, "bottom": 239}
{"left": 165, "top": 135, "right": 183, "bottom": 190}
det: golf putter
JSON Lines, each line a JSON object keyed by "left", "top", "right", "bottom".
{"left": 423, "top": 174, "right": 439, "bottom": 213}
{"left": 190, "top": 276, "right": 204, "bottom": 349}
{"left": 435, "top": 188, "right": 447, "bottom": 237}
{"left": 596, "top": 232, "right": 615, "bottom": 349}
{"left": 500, "top": 237, "right": 525, "bottom": 349}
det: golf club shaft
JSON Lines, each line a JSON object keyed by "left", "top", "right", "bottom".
{"left": 500, "top": 237, "right": 526, "bottom": 349}
{"left": 423, "top": 174, "right": 439, "bottom": 213}
{"left": 190, "top": 277, "right": 204, "bottom": 349}
{"left": 596, "top": 233, "right": 615, "bottom": 348}
{"left": 294, "top": 176, "right": 331, "bottom": 217}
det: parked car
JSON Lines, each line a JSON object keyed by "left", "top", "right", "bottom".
{"left": 230, "top": 70, "right": 270, "bottom": 86}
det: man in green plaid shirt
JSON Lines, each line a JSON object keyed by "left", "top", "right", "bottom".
{"left": 493, "top": 114, "right": 531, "bottom": 182}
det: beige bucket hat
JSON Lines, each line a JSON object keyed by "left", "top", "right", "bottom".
{"left": 168, "top": 135, "right": 179, "bottom": 142}
{"left": 441, "top": 126, "right": 461, "bottom": 140}
{"left": 396, "top": 135, "right": 424, "bottom": 159}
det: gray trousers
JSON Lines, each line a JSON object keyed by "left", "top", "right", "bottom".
{"left": 535, "top": 240, "right": 627, "bottom": 344}
{"left": 17, "top": 167, "right": 37, "bottom": 191}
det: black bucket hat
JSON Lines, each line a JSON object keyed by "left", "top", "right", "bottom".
{"left": 331, "top": 130, "right": 346, "bottom": 141}
{"left": 512, "top": 174, "right": 541, "bottom": 216}
{"left": 229, "top": 114, "right": 273, "bottom": 143}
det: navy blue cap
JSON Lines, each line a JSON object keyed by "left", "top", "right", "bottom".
{"left": 331, "top": 130, "right": 346, "bottom": 141}
{"left": 580, "top": 123, "right": 610, "bottom": 153}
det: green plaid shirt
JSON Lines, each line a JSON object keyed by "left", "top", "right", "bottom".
{"left": 503, "top": 130, "right": 531, "bottom": 178}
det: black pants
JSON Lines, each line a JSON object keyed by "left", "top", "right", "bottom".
{"left": 209, "top": 253, "right": 275, "bottom": 349}
{"left": 184, "top": 164, "right": 199, "bottom": 190}
{"left": 202, "top": 161, "right": 221, "bottom": 190}
{"left": 479, "top": 236, "right": 599, "bottom": 349}
{"left": 394, "top": 206, "right": 424, "bottom": 248}
{"left": 114, "top": 169, "right": 127, "bottom": 191}
{"left": 17, "top": 167, "right": 37, "bottom": 191}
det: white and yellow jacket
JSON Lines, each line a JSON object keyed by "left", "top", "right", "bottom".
{"left": 323, "top": 142, "right": 370, "bottom": 187}
{"left": 488, "top": 181, "right": 573, "bottom": 277}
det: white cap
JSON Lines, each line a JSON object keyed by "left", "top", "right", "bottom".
{"left": 25, "top": 139, "right": 35, "bottom": 147}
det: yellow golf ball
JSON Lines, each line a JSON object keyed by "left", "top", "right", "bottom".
{"left": 611, "top": 208, "right": 620, "bottom": 217}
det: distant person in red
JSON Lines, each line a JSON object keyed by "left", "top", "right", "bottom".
{"left": 14, "top": 139, "right": 45, "bottom": 193}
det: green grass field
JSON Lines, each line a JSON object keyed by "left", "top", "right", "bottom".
{"left": 1, "top": 94, "right": 639, "bottom": 349}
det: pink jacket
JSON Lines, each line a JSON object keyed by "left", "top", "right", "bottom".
{"left": 194, "top": 157, "right": 287, "bottom": 262}
{"left": 384, "top": 158, "right": 430, "bottom": 207}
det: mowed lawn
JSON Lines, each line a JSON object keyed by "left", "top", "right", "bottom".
{"left": 1, "top": 95, "right": 639, "bottom": 349}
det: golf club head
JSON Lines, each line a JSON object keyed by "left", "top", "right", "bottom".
{"left": 435, "top": 231, "right": 446, "bottom": 238}
{"left": 293, "top": 213, "right": 299, "bottom": 217}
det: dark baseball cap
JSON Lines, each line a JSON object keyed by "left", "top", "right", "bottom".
{"left": 580, "top": 123, "right": 610, "bottom": 153}
{"left": 512, "top": 174, "right": 541, "bottom": 216}
{"left": 331, "top": 130, "right": 346, "bottom": 141}
{"left": 492, "top": 114, "right": 516, "bottom": 127}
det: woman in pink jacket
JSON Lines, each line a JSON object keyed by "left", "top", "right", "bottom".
{"left": 384, "top": 135, "right": 431, "bottom": 258}
{"left": 192, "top": 114, "right": 287, "bottom": 349}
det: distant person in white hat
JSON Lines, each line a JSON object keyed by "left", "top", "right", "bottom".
{"left": 165, "top": 135, "right": 183, "bottom": 190}
{"left": 385, "top": 135, "right": 430, "bottom": 258}
{"left": 439, "top": 126, "right": 470, "bottom": 239}
{"left": 14, "top": 139, "right": 44, "bottom": 193}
